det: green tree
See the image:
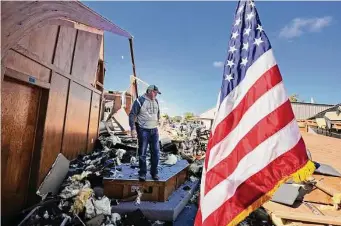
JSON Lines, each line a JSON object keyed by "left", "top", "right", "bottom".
{"left": 289, "top": 94, "right": 299, "bottom": 102}
{"left": 161, "top": 113, "right": 169, "bottom": 120}
{"left": 184, "top": 112, "right": 194, "bottom": 121}
{"left": 172, "top": 116, "right": 182, "bottom": 122}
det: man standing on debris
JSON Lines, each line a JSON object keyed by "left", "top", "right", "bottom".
{"left": 129, "top": 85, "right": 161, "bottom": 181}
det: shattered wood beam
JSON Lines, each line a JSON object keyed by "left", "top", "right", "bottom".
{"left": 314, "top": 178, "right": 340, "bottom": 197}
{"left": 48, "top": 19, "right": 104, "bottom": 35}
{"left": 129, "top": 38, "right": 138, "bottom": 99}
{"left": 274, "top": 211, "right": 341, "bottom": 225}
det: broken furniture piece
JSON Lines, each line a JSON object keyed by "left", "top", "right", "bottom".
{"left": 103, "top": 157, "right": 199, "bottom": 222}
{"left": 111, "top": 180, "right": 199, "bottom": 222}
{"left": 103, "top": 159, "right": 189, "bottom": 202}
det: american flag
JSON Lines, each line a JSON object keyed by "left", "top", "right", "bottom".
{"left": 195, "top": 1, "right": 313, "bottom": 225}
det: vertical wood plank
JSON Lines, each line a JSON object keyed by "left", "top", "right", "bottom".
{"left": 72, "top": 31, "right": 102, "bottom": 84}
{"left": 62, "top": 82, "right": 92, "bottom": 159}
{"left": 37, "top": 73, "right": 69, "bottom": 184}
{"left": 86, "top": 91, "right": 93, "bottom": 153}
{"left": 163, "top": 176, "right": 177, "bottom": 201}
{"left": 27, "top": 88, "right": 50, "bottom": 206}
{"left": 18, "top": 25, "right": 59, "bottom": 64}
{"left": 53, "top": 26, "right": 77, "bottom": 74}
{"left": 1, "top": 77, "right": 41, "bottom": 215}
{"left": 125, "top": 94, "right": 132, "bottom": 115}
{"left": 87, "top": 92, "right": 101, "bottom": 152}
{"left": 99, "top": 35, "right": 104, "bottom": 61}
{"left": 122, "top": 185, "right": 129, "bottom": 198}
{"left": 159, "top": 184, "right": 166, "bottom": 202}
{"left": 150, "top": 186, "right": 160, "bottom": 201}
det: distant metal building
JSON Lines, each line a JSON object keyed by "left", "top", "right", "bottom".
{"left": 200, "top": 102, "right": 335, "bottom": 123}
{"left": 291, "top": 102, "right": 334, "bottom": 120}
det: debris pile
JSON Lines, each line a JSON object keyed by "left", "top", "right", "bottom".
{"left": 260, "top": 132, "right": 341, "bottom": 226}
{"left": 17, "top": 117, "right": 341, "bottom": 226}
{"left": 16, "top": 118, "right": 211, "bottom": 226}
{"left": 18, "top": 134, "right": 133, "bottom": 226}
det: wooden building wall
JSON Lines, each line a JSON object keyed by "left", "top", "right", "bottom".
{"left": 1, "top": 22, "right": 105, "bottom": 216}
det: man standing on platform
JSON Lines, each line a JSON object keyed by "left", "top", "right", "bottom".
{"left": 129, "top": 85, "right": 161, "bottom": 181}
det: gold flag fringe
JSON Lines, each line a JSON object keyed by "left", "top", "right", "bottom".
{"left": 227, "top": 160, "right": 316, "bottom": 226}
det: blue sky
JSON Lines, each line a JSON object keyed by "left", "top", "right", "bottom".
{"left": 83, "top": 1, "right": 341, "bottom": 116}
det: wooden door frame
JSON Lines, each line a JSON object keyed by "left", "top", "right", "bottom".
{"left": 1, "top": 75, "right": 48, "bottom": 218}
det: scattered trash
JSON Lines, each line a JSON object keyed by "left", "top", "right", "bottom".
{"left": 190, "top": 176, "right": 199, "bottom": 182}
{"left": 70, "top": 187, "right": 93, "bottom": 215}
{"left": 85, "top": 214, "right": 105, "bottom": 226}
{"left": 85, "top": 196, "right": 111, "bottom": 219}
{"left": 135, "top": 189, "right": 143, "bottom": 205}
{"left": 183, "top": 185, "right": 191, "bottom": 191}
{"left": 111, "top": 213, "right": 122, "bottom": 223}
{"left": 24, "top": 119, "right": 337, "bottom": 226}
{"left": 93, "top": 186, "right": 104, "bottom": 199}
{"left": 130, "top": 156, "right": 137, "bottom": 165}
{"left": 43, "top": 211, "right": 49, "bottom": 219}
{"left": 163, "top": 154, "right": 178, "bottom": 165}
{"left": 121, "top": 209, "right": 151, "bottom": 226}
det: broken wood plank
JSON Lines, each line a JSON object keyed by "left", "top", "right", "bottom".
{"left": 263, "top": 201, "right": 341, "bottom": 218}
{"left": 301, "top": 132, "right": 341, "bottom": 173}
{"left": 268, "top": 212, "right": 286, "bottom": 226}
{"left": 313, "top": 175, "right": 341, "bottom": 196}
{"left": 49, "top": 19, "right": 104, "bottom": 35}
{"left": 274, "top": 211, "right": 341, "bottom": 225}
{"left": 303, "top": 188, "right": 333, "bottom": 205}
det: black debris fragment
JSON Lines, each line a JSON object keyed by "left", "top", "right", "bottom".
{"left": 121, "top": 209, "right": 151, "bottom": 226}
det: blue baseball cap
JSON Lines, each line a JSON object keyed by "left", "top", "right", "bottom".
{"left": 147, "top": 85, "right": 161, "bottom": 94}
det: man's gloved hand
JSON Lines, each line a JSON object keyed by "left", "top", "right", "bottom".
{"left": 131, "top": 130, "right": 137, "bottom": 138}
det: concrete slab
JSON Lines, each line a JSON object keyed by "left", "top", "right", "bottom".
{"left": 111, "top": 179, "right": 199, "bottom": 222}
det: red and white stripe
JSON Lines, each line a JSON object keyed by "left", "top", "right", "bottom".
{"left": 195, "top": 49, "right": 308, "bottom": 226}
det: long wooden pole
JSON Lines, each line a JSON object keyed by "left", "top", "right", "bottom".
{"left": 129, "top": 38, "right": 138, "bottom": 100}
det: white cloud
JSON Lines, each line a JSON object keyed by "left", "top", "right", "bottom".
{"left": 279, "top": 16, "right": 332, "bottom": 39}
{"left": 213, "top": 61, "right": 224, "bottom": 68}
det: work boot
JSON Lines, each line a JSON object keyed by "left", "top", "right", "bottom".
{"left": 152, "top": 174, "right": 159, "bottom": 181}
{"left": 139, "top": 175, "right": 146, "bottom": 181}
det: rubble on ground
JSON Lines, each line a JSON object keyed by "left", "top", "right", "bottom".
{"left": 17, "top": 118, "right": 340, "bottom": 226}
{"left": 260, "top": 132, "right": 341, "bottom": 226}
{"left": 17, "top": 119, "right": 211, "bottom": 226}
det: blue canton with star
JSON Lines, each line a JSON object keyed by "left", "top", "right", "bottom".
{"left": 219, "top": 0, "right": 272, "bottom": 105}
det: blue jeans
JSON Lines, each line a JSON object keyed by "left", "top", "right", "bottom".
{"left": 137, "top": 127, "right": 160, "bottom": 177}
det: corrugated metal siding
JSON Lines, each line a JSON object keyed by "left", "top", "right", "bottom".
{"left": 291, "top": 103, "right": 333, "bottom": 119}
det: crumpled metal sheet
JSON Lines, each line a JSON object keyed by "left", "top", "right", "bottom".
{"left": 36, "top": 153, "right": 70, "bottom": 197}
